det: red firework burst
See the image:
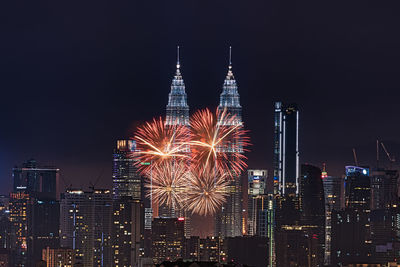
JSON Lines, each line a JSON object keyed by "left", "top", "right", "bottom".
{"left": 133, "top": 117, "right": 190, "bottom": 174}
{"left": 190, "top": 108, "right": 249, "bottom": 178}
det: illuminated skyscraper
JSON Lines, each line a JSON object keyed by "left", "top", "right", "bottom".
{"left": 247, "top": 169, "right": 275, "bottom": 266}
{"left": 165, "top": 46, "right": 189, "bottom": 127}
{"left": 273, "top": 102, "right": 299, "bottom": 196}
{"left": 162, "top": 47, "right": 191, "bottom": 237}
{"left": 215, "top": 47, "right": 243, "bottom": 238}
{"left": 111, "top": 140, "right": 144, "bottom": 266}
{"left": 112, "top": 140, "right": 141, "bottom": 200}
{"left": 247, "top": 169, "right": 268, "bottom": 236}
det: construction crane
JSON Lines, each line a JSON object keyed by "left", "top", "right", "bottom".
{"left": 352, "top": 148, "right": 359, "bottom": 166}
{"left": 381, "top": 142, "right": 395, "bottom": 169}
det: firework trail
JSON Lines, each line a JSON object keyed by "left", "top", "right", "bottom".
{"left": 144, "top": 161, "right": 187, "bottom": 210}
{"left": 133, "top": 117, "right": 190, "bottom": 174}
{"left": 190, "top": 108, "right": 249, "bottom": 178}
{"left": 186, "top": 166, "right": 229, "bottom": 216}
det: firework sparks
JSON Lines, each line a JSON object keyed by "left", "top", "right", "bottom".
{"left": 186, "top": 167, "right": 229, "bottom": 216}
{"left": 145, "top": 161, "right": 187, "bottom": 210}
{"left": 133, "top": 117, "right": 190, "bottom": 173}
{"left": 190, "top": 108, "right": 249, "bottom": 177}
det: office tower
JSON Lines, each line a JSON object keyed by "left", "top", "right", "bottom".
{"left": 215, "top": 48, "right": 243, "bottom": 238}
{"left": 42, "top": 247, "right": 75, "bottom": 267}
{"left": 299, "top": 164, "right": 325, "bottom": 267}
{"left": 111, "top": 140, "right": 144, "bottom": 265}
{"left": 273, "top": 102, "right": 299, "bottom": 196}
{"left": 370, "top": 168, "right": 399, "bottom": 210}
{"left": 9, "top": 192, "right": 30, "bottom": 266}
{"left": 112, "top": 197, "right": 142, "bottom": 267}
{"left": 151, "top": 217, "right": 185, "bottom": 263}
{"left": 331, "top": 166, "right": 372, "bottom": 266}
{"left": 60, "top": 189, "right": 112, "bottom": 267}
{"left": 161, "top": 48, "right": 191, "bottom": 237}
{"left": 13, "top": 159, "right": 59, "bottom": 200}
{"left": 0, "top": 195, "right": 10, "bottom": 250}
{"left": 247, "top": 169, "right": 269, "bottom": 236}
{"left": 10, "top": 160, "right": 60, "bottom": 266}
{"left": 322, "top": 173, "right": 344, "bottom": 265}
{"left": 29, "top": 198, "right": 60, "bottom": 263}
{"left": 112, "top": 140, "right": 141, "bottom": 200}
{"left": 345, "top": 166, "right": 371, "bottom": 211}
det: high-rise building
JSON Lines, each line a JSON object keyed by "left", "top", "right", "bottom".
{"left": 9, "top": 192, "right": 30, "bottom": 266}
{"left": 0, "top": 195, "right": 10, "bottom": 250}
{"left": 60, "top": 189, "right": 112, "bottom": 267}
{"left": 331, "top": 166, "right": 372, "bottom": 266}
{"left": 165, "top": 46, "right": 189, "bottom": 127}
{"left": 299, "top": 164, "right": 325, "bottom": 267}
{"left": 322, "top": 172, "right": 344, "bottom": 265}
{"left": 273, "top": 102, "right": 299, "bottom": 196}
{"left": 345, "top": 166, "right": 371, "bottom": 212}
{"left": 111, "top": 140, "right": 145, "bottom": 265}
{"left": 151, "top": 217, "right": 185, "bottom": 263}
{"left": 215, "top": 48, "right": 243, "bottom": 238}
{"left": 247, "top": 169, "right": 269, "bottom": 236}
{"left": 9, "top": 160, "right": 60, "bottom": 267}
{"left": 370, "top": 168, "right": 399, "bottom": 210}
{"left": 12, "top": 159, "right": 59, "bottom": 200}
{"left": 112, "top": 140, "right": 141, "bottom": 200}
{"left": 161, "top": 47, "right": 191, "bottom": 236}
{"left": 112, "top": 197, "right": 142, "bottom": 267}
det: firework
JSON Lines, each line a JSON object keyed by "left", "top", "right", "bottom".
{"left": 190, "top": 108, "right": 249, "bottom": 177}
{"left": 185, "top": 167, "right": 229, "bottom": 216}
{"left": 145, "top": 161, "right": 187, "bottom": 210}
{"left": 133, "top": 117, "right": 190, "bottom": 173}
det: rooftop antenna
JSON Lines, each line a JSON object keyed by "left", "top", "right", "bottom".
{"left": 352, "top": 148, "right": 359, "bottom": 166}
{"left": 229, "top": 46, "right": 232, "bottom": 69}
{"left": 177, "top": 45, "right": 180, "bottom": 69}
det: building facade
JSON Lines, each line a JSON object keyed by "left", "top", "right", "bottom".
{"left": 215, "top": 51, "right": 244, "bottom": 238}
{"left": 12, "top": 159, "right": 59, "bottom": 200}
{"left": 151, "top": 217, "right": 185, "bottom": 263}
{"left": 247, "top": 169, "right": 269, "bottom": 237}
{"left": 60, "top": 189, "right": 112, "bottom": 267}
{"left": 273, "top": 102, "right": 299, "bottom": 196}
{"left": 322, "top": 174, "right": 344, "bottom": 265}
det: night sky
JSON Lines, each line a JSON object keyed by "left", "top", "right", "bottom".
{"left": 1, "top": 1, "right": 400, "bottom": 195}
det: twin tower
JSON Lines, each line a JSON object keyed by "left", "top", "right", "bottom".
{"left": 165, "top": 46, "right": 242, "bottom": 127}
{"left": 164, "top": 46, "right": 244, "bottom": 237}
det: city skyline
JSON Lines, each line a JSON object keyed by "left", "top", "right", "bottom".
{"left": 2, "top": 2, "right": 400, "bottom": 195}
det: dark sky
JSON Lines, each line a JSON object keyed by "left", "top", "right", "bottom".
{"left": 1, "top": 1, "right": 400, "bottom": 195}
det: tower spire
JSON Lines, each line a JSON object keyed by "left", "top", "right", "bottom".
{"left": 229, "top": 45, "right": 232, "bottom": 69}
{"left": 177, "top": 45, "right": 180, "bottom": 69}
